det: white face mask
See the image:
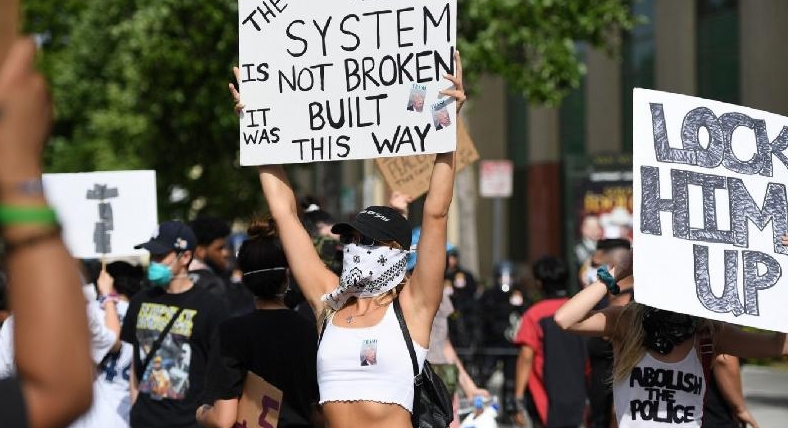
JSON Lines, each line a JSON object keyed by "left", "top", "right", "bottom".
{"left": 321, "top": 243, "right": 409, "bottom": 310}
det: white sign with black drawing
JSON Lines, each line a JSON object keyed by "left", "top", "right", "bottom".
{"left": 633, "top": 88, "right": 788, "bottom": 333}
{"left": 237, "top": 0, "right": 458, "bottom": 165}
{"left": 42, "top": 171, "right": 158, "bottom": 259}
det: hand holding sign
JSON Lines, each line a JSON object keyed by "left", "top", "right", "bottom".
{"left": 439, "top": 51, "right": 465, "bottom": 113}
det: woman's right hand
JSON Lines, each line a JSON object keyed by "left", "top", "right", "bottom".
{"left": 229, "top": 66, "right": 244, "bottom": 116}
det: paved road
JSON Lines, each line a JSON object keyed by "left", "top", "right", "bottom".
{"left": 742, "top": 365, "right": 788, "bottom": 428}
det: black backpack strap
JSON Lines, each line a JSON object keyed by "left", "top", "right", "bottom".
{"left": 393, "top": 297, "right": 420, "bottom": 379}
{"left": 140, "top": 306, "right": 185, "bottom": 378}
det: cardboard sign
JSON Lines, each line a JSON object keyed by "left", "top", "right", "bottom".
{"left": 0, "top": 0, "right": 19, "bottom": 63}
{"left": 236, "top": 371, "right": 283, "bottom": 428}
{"left": 42, "top": 171, "right": 158, "bottom": 259}
{"left": 238, "top": 0, "right": 458, "bottom": 165}
{"left": 375, "top": 117, "right": 478, "bottom": 197}
{"left": 479, "top": 160, "right": 513, "bottom": 198}
{"left": 633, "top": 88, "right": 788, "bottom": 332}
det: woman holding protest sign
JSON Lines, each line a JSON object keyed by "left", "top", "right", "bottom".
{"left": 230, "top": 51, "right": 464, "bottom": 428}
{"left": 196, "top": 217, "right": 319, "bottom": 428}
{"left": 554, "top": 249, "right": 787, "bottom": 427}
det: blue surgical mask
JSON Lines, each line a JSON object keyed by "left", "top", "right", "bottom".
{"left": 148, "top": 261, "right": 173, "bottom": 287}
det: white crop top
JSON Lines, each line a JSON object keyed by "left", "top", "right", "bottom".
{"left": 613, "top": 345, "right": 706, "bottom": 427}
{"left": 317, "top": 303, "right": 428, "bottom": 412}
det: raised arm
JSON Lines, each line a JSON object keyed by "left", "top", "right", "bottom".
{"left": 256, "top": 166, "right": 337, "bottom": 313}
{"left": 714, "top": 323, "right": 788, "bottom": 359}
{"left": 405, "top": 51, "right": 463, "bottom": 317}
{"left": 0, "top": 38, "right": 93, "bottom": 428}
{"left": 229, "top": 67, "right": 337, "bottom": 314}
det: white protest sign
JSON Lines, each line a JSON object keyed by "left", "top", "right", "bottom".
{"left": 633, "top": 88, "right": 788, "bottom": 332}
{"left": 42, "top": 171, "right": 158, "bottom": 259}
{"left": 238, "top": 0, "right": 458, "bottom": 165}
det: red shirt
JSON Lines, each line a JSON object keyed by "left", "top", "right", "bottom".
{"left": 513, "top": 297, "right": 569, "bottom": 425}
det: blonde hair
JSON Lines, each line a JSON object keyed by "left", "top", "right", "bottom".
{"left": 612, "top": 302, "right": 646, "bottom": 383}
{"left": 612, "top": 302, "right": 715, "bottom": 383}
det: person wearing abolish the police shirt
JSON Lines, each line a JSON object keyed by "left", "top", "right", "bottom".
{"left": 121, "top": 221, "right": 228, "bottom": 428}
{"left": 555, "top": 249, "right": 788, "bottom": 427}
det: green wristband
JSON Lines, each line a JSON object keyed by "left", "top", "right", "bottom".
{"left": 0, "top": 205, "right": 59, "bottom": 225}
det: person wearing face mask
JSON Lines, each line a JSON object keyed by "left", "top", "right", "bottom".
{"left": 196, "top": 217, "right": 319, "bottom": 428}
{"left": 232, "top": 50, "right": 465, "bottom": 428}
{"left": 120, "top": 221, "right": 229, "bottom": 428}
{"left": 555, "top": 249, "right": 788, "bottom": 427}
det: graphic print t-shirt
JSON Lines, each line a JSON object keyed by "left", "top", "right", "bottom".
{"left": 121, "top": 286, "right": 227, "bottom": 428}
{"left": 613, "top": 346, "right": 706, "bottom": 427}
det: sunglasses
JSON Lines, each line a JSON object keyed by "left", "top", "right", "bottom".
{"left": 339, "top": 233, "right": 381, "bottom": 246}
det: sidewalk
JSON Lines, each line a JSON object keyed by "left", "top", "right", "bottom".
{"left": 742, "top": 365, "right": 788, "bottom": 427}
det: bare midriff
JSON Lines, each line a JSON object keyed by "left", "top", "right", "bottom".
{"left": 322, "top": 400, "right": 412, "bottom": 428}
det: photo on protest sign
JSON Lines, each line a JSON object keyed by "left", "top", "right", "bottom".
{"left": 42, "top": 171, "right": 158, "bottom": 259}
{"left": 633, "top": 88, "right": 788, "bottom": 332}
{"left": 238, "top": 0, "right": 458, "bottom": 165}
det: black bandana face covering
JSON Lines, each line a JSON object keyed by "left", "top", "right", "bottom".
{"left": 642, "top": 307, "right": 698, "bottom": 355}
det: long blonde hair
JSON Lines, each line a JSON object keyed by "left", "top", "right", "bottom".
{"left": 612, "top": 302, "right": 715, "bottom": 383}
{"left": 612, "top": 302, "right": 646, "bottom": 383}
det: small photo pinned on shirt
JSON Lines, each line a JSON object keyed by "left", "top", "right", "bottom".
{"left": 432, "top": 100, "right": 452, "bottom": 131}
{"left": 406, "top": 85, "right": 427, "bottom": 112}
{"left": 360, "top": 339, "right": 378, "bottom": 366}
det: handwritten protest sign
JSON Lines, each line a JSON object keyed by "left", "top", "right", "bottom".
{"left": 238, "top": 0, "right": 458, "bottom": 165}
{"left": 42, "top": 171, "right": 157, "bottom": 259}
{"left": 633, "top": 88, "right": 788, "bottom": 332}
{"left": 236, "top": 371, "right": 283, "bottom": 428}
{"left": 375, "top": 117, "right": 478, "bottom": 197}
{"left": 0, "top": 0, "right": 19, "bottom": 63}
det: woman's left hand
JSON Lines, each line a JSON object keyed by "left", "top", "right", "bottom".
{"left": 439, "top": 50, "right": 466, "bottom": 113}
{"left": 781, "top": 234, "right": 788, "bottom": 246}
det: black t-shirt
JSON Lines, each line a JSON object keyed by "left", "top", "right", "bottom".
{"left": 191, "top": 269, "right": 254, "bottom": 318}
{"left": 0, "top": 377, "right": 27, "bottom": 428}
{"left": 702, "top": 367, "right": 741, "bottom": 428}
{"left": 120, "top": 285, "right": 228, "bottom": 428}
{"left": 203, "top": 309, "right": 318, "bottom": 427}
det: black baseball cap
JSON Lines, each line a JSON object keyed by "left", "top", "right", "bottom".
{"left": 331, "top": 206, "right": 412, "bottom": 249}
{"left": 134, "top": 221, "right": 197, "bottom": 255}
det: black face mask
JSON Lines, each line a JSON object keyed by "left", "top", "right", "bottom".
{"left": 642, "top": 307, "right": 698, "bottom": 355}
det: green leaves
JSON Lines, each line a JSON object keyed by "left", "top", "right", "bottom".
{"left": 23, "top": 0, "right": 635, "bottom": 221}
{"left": 458, "top": 0, "right": 635, "bottom": 105}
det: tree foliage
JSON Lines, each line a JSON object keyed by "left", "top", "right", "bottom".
{"left": 458, "top": 0, "right": 636, "bottom": 104}
{"left": 22, "top": 0, "right": 635, "bottom": 221}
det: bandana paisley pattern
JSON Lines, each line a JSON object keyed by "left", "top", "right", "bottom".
{"left": 642, "top": 306, "right": 698, "bottom": 355}
{"left": 321, "top": 243, "right": 409, "bottom": 310}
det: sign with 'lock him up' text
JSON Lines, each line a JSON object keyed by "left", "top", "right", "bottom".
{"left": 633, "top": 88, "right": 788, "bottom": 332}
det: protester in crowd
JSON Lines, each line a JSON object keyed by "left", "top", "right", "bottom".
{"left": 555, "top": 249, "right": 788, "bottom": 427}
{"left": 445, "top": 244, "right": 481, "bottom": 366}
{"left": 229, "top": 50, "right": 464, "bottom": 428}
{"left": 121, "top": 221, "right": 228, "bottom": 428}
{"left": 479, "top": 260, "right": 529, "bottom": 419}
{"left": 189, "top": 215, "right": 254, "bottom": 317}
{"left": 91, "top": 261, "right": 144, "bottom": 428}
{"left": 574, "top": 215, "right": 603, "bottom": 269}
{"left": 409, "top": 228, "right": 489, "bottom": 428}
{"left": 0, "top": 37, "right": 93, "bottom": 428}
{"left": 585, "top": 239, "right": 632, "bottom": 428}
{"left": 579, "top": 238, "right": 631, "bottom": 289}
{"left": 197, "top": 217, "right": 318, "bottom": 428}
{"left": 513, "top": 256, "right": 586, "bottom": 428}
